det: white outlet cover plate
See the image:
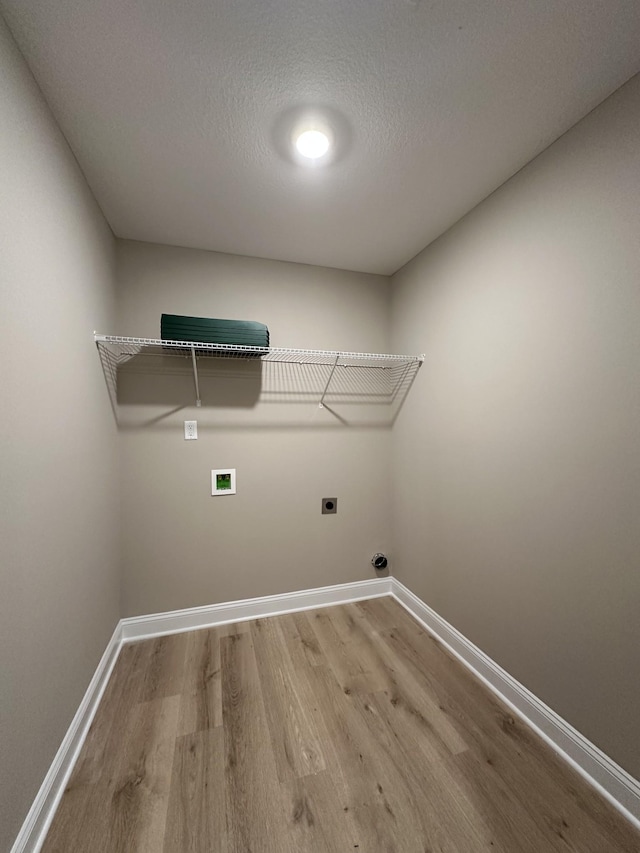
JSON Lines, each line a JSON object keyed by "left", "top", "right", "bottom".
{"left": 212, "top": 468, "right": 236, "bottom": 496}
{"left": 184, "top": 420, "right": 198, "bottom": 440}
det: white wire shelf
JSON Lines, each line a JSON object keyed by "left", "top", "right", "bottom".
{"left": 95, "top": 334, "right": 423, "bottom": 367}
{"left": 95, "top": 333, "right": 424, "bottom": 413}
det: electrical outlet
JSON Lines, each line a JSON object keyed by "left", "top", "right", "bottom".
{"left": 184, "top": 420, "right": 198, "bottom": 440}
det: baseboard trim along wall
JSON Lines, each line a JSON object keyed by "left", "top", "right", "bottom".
{"left": 13, "top": 576, "right": 639, "bottom": 851}
{"left": 120, "top": 577, "right": 393, "bottom": 641}
{"left": 10, "top": 623, "right": 123, "bottom": 853}
{"left": 390, "top": 578, "right": 640, "bottom": 830}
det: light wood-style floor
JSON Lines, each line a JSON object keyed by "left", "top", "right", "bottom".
{"left": 42, "top": 597, "right": 639, "bottom": 852}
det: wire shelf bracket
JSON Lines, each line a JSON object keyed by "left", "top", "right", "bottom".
{"left": 319, "top": 354, "right": 340, "bottom": 409}
{"left": 190, "top": 345, "right": 202, "bottom": 408}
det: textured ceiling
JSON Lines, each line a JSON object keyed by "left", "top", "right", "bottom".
{"left": 2, "top": 0, "right": 640, "bottom": 274}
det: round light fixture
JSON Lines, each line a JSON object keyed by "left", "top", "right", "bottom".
{"left": 271, "top": 105, "right": 351, "bottom": 167}
{"left": 295, "top": 129, "right": 330, "bottom": 160}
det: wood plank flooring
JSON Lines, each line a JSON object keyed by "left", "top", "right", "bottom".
{"left": 41, "top": 597, "right": 640, "bottom": 852}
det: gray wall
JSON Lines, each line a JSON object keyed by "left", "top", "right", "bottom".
{"left": 116, "top": 241, "right": 392, "bottom": 616}
{"left": 391, "top": 74, "right": 640, "bottom": 778}
{"left": 0, "top": 18, "right": 120, "bottom": 851}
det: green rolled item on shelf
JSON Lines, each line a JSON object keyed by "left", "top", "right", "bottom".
{"left": 160, "top": 313, "right": 270, "bottom": 354}
{"left": 161, "top": 314, "right": 266, "bottom": 330}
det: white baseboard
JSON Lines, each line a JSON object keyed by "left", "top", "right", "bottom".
{"left": 390, "top": 577, "right": 640, "bottom": 829}
{"left": 120, "top": 577, "right": 392, "bottom": 642}
{"left": 11, "top": 623, "right": 123, "bottom": 853}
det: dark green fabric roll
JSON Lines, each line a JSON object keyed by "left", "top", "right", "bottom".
{"left": 161, "top": 314, "right": 269, "bottom": 348}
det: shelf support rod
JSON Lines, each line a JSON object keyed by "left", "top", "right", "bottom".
{"left": 190, "top": 345, "right": 202, "bottom": 407}
{"left": 390, "top": 359, "right": 413, "bottom": 402}
{"left": 319, "top": 353, "right": 341, "bottom": 408}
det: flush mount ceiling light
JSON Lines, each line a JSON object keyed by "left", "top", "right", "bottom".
{"left": 291, "top": 120, "right": 335, "bottom": 167}
{"left": 295, "top": 129, "right": 330, "bottom": 160}
{"left": 271, "top": 105, "right": 352, "bottom": 168}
